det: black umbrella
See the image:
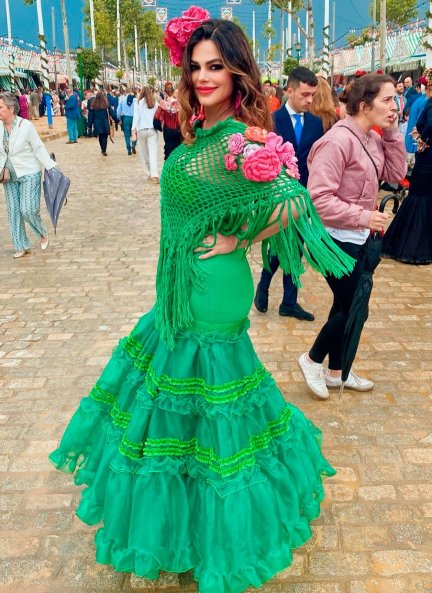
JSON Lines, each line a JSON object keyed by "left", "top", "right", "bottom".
{"left": 340, "top": 194, "right": 400, "bottom": 390}
{"left": 43, "top": 154, "right": 70, "bottom": 234}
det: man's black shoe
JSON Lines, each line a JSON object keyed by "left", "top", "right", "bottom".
{"left": 132, "top": 145, "right": 136, "bottom": 154}
{"left": 254, "top": 286, "right": 268, "bottom": 313}
{"left": 279, "top": 303, "right": 314, "bottom": 321}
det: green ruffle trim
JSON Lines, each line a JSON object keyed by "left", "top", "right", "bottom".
{"left": 90, "top": 331, "right": 270, "bottom": 410}
{"left": 145, "top": 364, "right": 268, "bottom": 403}
{"left": 118, "top": 406, "right": 292, "bottom": 477}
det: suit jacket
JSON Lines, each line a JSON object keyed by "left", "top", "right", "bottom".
{"left": 403, "top": 86, "right": 416, "bottom": 101}
{"left": 273, "top": 106, "right": 324, "bottom": 187}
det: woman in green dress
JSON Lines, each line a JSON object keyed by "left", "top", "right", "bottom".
{"left": 49, "top": 12, "right": 354, "bottom": 593}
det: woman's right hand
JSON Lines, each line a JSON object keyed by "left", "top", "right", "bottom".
{"left": 368, "top": 210, "right": 389, "bottom": 233}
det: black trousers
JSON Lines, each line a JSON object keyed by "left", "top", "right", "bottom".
{"left": 98, "top": 134, "right": 108, "bottom": 153}
{"left": 257, "top": 254, "right": 298, "bottom": 306}
{"left": 309, "top": 239, "right": 365, "bottom": 370}
{"left": 163, "top": 126, "right": 182, "bottom": 161}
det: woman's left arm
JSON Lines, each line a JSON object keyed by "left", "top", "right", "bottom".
{"left": 380, "top": 122, "right": 408, "bottom": 182}
{"left": 27, "top": 123, "right": 57, "bottom": 170}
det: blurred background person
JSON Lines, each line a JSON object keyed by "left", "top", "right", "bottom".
{"left": 117, "top": 89, "right": 137, "bottom": 155}
{"left": 267, "top": 86, "right": 281, "bottom": 112}
{"left": 404, "top": 78, "right": 428, "bottom": 170}
{"left": 64, "top": 88, "right": 80, "bottom": 144}
{"left": 0, "top": 92, "right": 56, "bottom": 258}
{"left": 29, "top": 88, "right": 40, "bottom": 120}
{"left": 88, "top": 91, "right": 116, "bottom": 156}
{"left": 382, "top": 68, "right": 432, "bottom": 264}
{"left": 310, "top": 76, "right": 338, "bottom": 132}
{"left": 132, "top": 86, "right": 159, "bottom": 182}
{"left": 18, "top": 89, "right": 29, "bottom": 120}
{"left": 154, "top": 82, "right": 181, "bottom": 161}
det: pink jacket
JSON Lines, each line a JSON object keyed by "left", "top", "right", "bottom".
{"left": 307, "top": 115, "right": 407, "bottom": 230}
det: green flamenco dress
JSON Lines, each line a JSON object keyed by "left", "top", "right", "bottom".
{"left": 49, "top": 118, "right": 354, "bottom": 593}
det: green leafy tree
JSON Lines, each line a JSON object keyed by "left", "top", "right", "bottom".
{"left": 348, "top": 0, "right": 417, "bottom": 50}
{"left": 80, "top": 48, "right": 103, "bottom": 82}
{"left": 370, "top": 0, "right": 417, "bottom": 28}
{"left": 147, "top": 75, "right": 157, "bottom": 87}
{"left": 83, "top": 0, "right": 166, "bottom": 64}
{"left": 283, "top": 56, "right": 300, "bottom": 76}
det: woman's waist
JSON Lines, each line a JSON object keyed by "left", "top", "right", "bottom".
{"left": 189, "top": 250, "right": 254, "bottom": 326}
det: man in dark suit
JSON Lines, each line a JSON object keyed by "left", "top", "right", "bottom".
{"left": 254, "top": 67, "right": 324, "bottom": 321}
{"left": 403, "top": 77, "right": 416, "bottom": 102}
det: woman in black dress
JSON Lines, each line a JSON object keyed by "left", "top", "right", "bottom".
{"left": 382, "top": 69, "right": 432, "bottom": 264}
{"left": 88, "top": 91, "right": 116, "bottom": 156}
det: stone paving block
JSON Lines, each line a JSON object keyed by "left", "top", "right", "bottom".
{"left": 371, "top": 550, "right": 432, "bottom": 576}
{"left": 309, "top": 552, "right": 369, "bottom": 577}
{"left": 0, "top": 536, "right": 40, "bottom": 559}
{"left": 129, "top": 572, "right": 181, "bottom": 591}
{"left": 0, "top": 559, "right": 54, "bottom": 585}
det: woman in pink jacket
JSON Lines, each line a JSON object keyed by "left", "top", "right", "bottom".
{"left": 298, "top": 74, "right": 407, "bottom": 400}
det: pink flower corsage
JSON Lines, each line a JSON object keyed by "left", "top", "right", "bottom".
{"left": 164, "top": 6, "right": 210, "bottom": 67}
{"left": 224, "top": 127, "right": 300, "bottom": 182}
{"left": 242, "top": 148, "right": 282, "bottom": 182}
{"left": 224, "top": 153, "right": 238, "bottom": 171}
{"left": 228, "top": 133, "right": 245, "bottom": 155}
{"left": 242, "top": 143, "right": 261, "bottom": 158}
{"left": 244, "top": 126, "right": 268, "bottom": 143}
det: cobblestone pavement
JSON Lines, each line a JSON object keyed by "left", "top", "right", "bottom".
{"left": 0, "top": 132, "right": 431, "bottom": 593}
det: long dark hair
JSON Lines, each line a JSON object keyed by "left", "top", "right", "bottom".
{"left": 91, "top": 91, "right": 109, "bottom": 110}
{"left": 178, "top": 19, "right": 273, "bottom": 141}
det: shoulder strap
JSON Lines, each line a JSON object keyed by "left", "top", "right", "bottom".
{"left": 338, "top": 124, "right": 380, "bottom": 182}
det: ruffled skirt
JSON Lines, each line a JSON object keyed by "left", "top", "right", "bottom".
{"left": 49, "top": 251, "right": 335, "bottom": 593}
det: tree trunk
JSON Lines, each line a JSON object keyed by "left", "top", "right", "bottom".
{"left": 122, "top": 37, "right": 130, "bottom": 85}
{"left": 307, "top": 0, "right": 315, "bottom": 64}
{"left": 60, "top": 0, "right": 73, "bottom": 87}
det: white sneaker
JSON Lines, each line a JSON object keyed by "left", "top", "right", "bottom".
{"left": 325, "top": 370, "right": 374, "bottom": 392}
{"left": 40, "top": 236, "right": 49, "bottom": 250}
{"left": 13, "top": 250, "right": 30, "bottom": 259}
{"left": 298, "top": 352, "right": 329, "bottom": 400}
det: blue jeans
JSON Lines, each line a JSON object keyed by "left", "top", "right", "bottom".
{"left": 66, "top": 118, "right": 78, "bottom": 142}
{"left": 122, "top": 115, "right": 136, "bottom": 152}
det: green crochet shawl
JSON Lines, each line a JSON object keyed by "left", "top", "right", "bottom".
{"left": 156, "top": 117, "right": 354, "bottom": 348}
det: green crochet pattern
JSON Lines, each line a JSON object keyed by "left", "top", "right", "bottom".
{"left": 119, "top": 406, "right": 293, "bottom": 477}
{"left": 157, "top": 117, "right": 355, "bottom": 348}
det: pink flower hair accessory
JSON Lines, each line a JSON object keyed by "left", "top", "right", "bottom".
{"left": 164, "top": 6, "right": 210, "bottom": 67}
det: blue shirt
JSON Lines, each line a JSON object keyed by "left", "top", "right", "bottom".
{"left": 117, "top": 95, "right": 136, "bottom": 119}
{"left": 405, "top": 94, "right": 428, "bottom": 154}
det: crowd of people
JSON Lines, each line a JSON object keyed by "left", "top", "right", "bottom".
{"left": 1, "top": 12, "right": 431, "bottom": 592}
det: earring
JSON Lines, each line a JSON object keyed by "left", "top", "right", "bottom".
{"left": 189, "top": 103, "right": 206, "bottom": 126}
{"left": 234, "top": 91, "right": 242, "bottom": 115}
